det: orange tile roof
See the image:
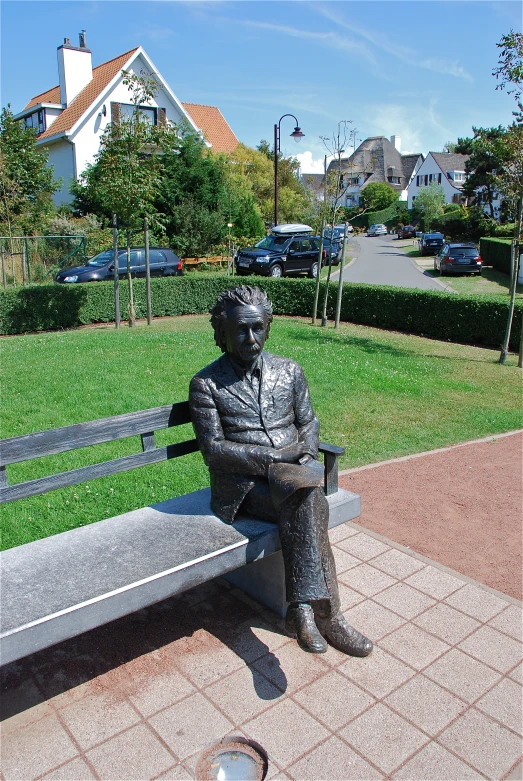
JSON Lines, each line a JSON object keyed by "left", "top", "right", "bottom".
{"left": 26, "top": 48, "right": 139, "bottom": 140}
{"left": 182, "top": 102, "right": 239, "bottom": 153}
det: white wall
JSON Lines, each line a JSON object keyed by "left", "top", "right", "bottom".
{"left": 47, "top": 141, "right": 76, "bottom": 206}
{"left": 57, "top": 46, "right": 93, "bottom": 106}
{"left": 407, "top": 154, "right": 462, "bottom": 209}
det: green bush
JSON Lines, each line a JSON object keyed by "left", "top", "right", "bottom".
{"left": 350, "top": 201, "right": 407, "bottom": 230}
{"left": 1, "top": 276, "right": 520, "bottom": 350}
{"left": 480, "top": 238, "right": 512, "bottom": 274}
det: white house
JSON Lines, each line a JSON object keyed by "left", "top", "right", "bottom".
{"left": 407, "top": 152, "right": 471, "bottom": 210}
{"left": 326, "top": 136, "right": 424, "bottom": 208}
{"left": 15, "top": 32, "right": 239, "bottom": 205}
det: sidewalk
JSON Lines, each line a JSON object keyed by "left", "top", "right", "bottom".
{"left": 2, "top": 438, "right": 522, "bottom": 781}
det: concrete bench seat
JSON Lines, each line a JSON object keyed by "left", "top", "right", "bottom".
{"left": 0, "top": 404, "right": 360, "bottom": 666}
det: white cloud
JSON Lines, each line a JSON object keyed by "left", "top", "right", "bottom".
{"left": 295, "top": 151, "right": 326, "bottom": 174}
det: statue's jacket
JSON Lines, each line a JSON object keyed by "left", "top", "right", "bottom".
{"left": 189, "top": 351, "right": 319, "bottom": 523}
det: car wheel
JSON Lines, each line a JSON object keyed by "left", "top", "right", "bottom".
{"left": 269, "top": 264, "right": 283, "bottom": 278}
{"left": 433, "top": 261, "right": 437, "bottom": 271}
{"left": 440, "top": 265, "right": 446, "bottom": 276}
{"left": 308, "top": 261, "right": 319, "bottom": 278}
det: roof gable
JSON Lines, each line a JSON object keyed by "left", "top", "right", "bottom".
{"left": 182, "top": 102, "right": 238, "bottom": 153}
{"left": 430, "top": 152, "right": 470, "bottom": 172}
{"left": 33, "top": 48, "right": 139, "bottom": 140}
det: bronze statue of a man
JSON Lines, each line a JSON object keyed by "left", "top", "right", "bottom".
{"left": 189, "top": 285, "right": 372, "bottom": 657}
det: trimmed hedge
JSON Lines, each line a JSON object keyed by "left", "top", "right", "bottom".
{"left": 351, "top": 201, "right": 407, "bottom": 230}
{"left": 1, "top": 275, "right": 521, "bottom": 351}
{"left": 480, "top": 238, "right": 513, "bottom": 275}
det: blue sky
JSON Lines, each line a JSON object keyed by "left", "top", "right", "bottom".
{"left": 1, "top": 1, "right": 520, "bottom": 171}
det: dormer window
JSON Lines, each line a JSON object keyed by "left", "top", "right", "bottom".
{"left": 24, "top": 110, "right": 46, "bottom": 134}
{"left": 453, "top": 171, "right": 466, "bottom": 182}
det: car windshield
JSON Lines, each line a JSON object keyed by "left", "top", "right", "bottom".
{"left": 449, "top": 248, "right": 477, "bottom": 258}
{"left": 86, "top": 250, "right": 115, "bottom": 267}
{"left": 255, "top": 235, "right": 291, "bottom": 251}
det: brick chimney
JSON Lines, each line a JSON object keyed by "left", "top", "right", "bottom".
{"left": 57, "top": 31, "right": 92, "bottom": 107}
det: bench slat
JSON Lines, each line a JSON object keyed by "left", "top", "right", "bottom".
{"left": 0, "top": 439, "right": 200, "bottom": 503}
{"left": 0, "top": 403, "right": 191, "bottom": 467}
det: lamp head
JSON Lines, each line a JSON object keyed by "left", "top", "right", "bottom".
{"left": 290, "top": 126, "right": 304, "bottom": 143}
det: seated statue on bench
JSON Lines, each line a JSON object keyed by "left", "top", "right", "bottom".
{"left": 189, "top": 285, "right": 372, "bottom": 657}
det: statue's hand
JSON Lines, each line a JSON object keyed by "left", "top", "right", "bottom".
{"left": 275, "top": 442, "right": 316, "bottom": 464}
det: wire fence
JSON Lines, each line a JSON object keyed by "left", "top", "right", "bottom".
{"left": 0, "top": 236, "right": 87, "bottom": 287}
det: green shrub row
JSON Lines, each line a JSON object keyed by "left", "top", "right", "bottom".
{"left": 1, "top": 275, "right": 520, "bottom": 350}
{"left": 480, "top": 238, "right": 513, "bottom": 275}
{"left": 351, "top": 201, "right": 407, "bottom": 230}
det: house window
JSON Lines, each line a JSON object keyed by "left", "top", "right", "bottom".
{"left": 23, "top": 111, "right": 45, "bottom": 134}
{"left": 424, "top": 175, "right": 429, "bottom": 186}
{"left": 120, "top": 103, "right": 157, "bottom": 125}
{"left": 388, "top": 176, "right": 401, "bottom": 184}
{"left": 453, "top": 171, "right": 466, "bottom": 182}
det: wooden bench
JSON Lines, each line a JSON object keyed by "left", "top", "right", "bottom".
{"left": 0, "top": 402, "right": 361, "bottom": 666}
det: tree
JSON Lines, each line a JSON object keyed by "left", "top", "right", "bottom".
{"left": 493, "top": 30, "right": 523, "bottom": 121}
{"left": 458, "top": 126, "right": 508, "bottom": 218}
{"left": 253, "top": 140, "right": 313, "bottom": 225}
{"left": 414, "top": 182, "right": 445, "bottom": 231}
{"left": 0, "top": 105, "right": 59, "bottom": 236}
{"left": 359, "top": 182, "right": 398, "bottom": 212}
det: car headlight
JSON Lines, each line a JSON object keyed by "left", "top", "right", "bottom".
{"left": 63, "top": 275, "right": 79, "bottom": 282}
{"left": 256, "top": 256, "right": 270, "bottom": 263}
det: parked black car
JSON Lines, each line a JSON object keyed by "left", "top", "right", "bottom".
{"left": 322, "top": 236, "right": 342, "bottom": 265}
{"left": 55, "top": 248, "right": 183, "bottom": 283}
{"left": 398, "top": 225, "right": 417, "bottom": 239}
{"left": 235, "top": 226, "right": 325, "bottom": 278}
{"left": 434, "top": 243, "right": 482, "bottom": 275}
{"left": 419, "top": 232, "right": 445, "bottom": 256}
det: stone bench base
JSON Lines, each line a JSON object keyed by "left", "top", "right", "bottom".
{"left": 0, "top": 488, "right": 360, "bottom": 666}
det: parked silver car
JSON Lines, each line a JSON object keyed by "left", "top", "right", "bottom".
{"left": 367, "top": 224, "right": 388, "bottom": 237}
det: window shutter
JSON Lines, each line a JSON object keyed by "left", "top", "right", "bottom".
{"left": 158, "top": 108, "right": 166, "bottom": 125}
{"left": 438, "top": 173, "right": 442, "bottom": 184}
{"left": 111, "top": 102, "right": 121, "bottom": 124}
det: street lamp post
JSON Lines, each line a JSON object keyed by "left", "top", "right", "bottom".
{"left": 274, "top": 114, "right": 304, "bottom": 227}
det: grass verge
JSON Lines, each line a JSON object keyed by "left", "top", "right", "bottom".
{"left": 1, "top": 315, "right": 521, "bottom": 549}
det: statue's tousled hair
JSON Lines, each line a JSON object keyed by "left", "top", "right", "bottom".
{"left": 210, "top": 286, "right": 273, "bottom": 352}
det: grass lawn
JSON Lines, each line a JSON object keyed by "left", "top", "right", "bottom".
{"left": 403, "top": 245, "right": 523, "bottom": 296}
{"left": 1, "top": 315, "right": 521, "bottom": 549}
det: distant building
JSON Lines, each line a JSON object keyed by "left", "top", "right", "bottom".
{"left": 326, "top": 136, "right": 423, "bottom": 207}
{"left": 15, "top": 32, "right": 239, "bottom": 205}
{"left": 407, "top": 152, "right": 470, "bottom": 209}
{"left": 301, "top": 173, "right": 325, "bottom": 202}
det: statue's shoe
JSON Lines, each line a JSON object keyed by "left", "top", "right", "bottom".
{"left": 317, "top": 613, "right": 373, "bottom": 657}
{"left": 285, "top": 604, "right": 328, "bottom": 654}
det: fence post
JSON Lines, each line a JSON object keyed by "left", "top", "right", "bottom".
{"left": 144, "top": 217, "right": 152, "bottom": 326}
{"left": 112, "top": 214, "right": 120, "bottom": 329}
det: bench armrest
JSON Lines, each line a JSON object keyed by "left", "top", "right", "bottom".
{"left": 318, "top": 442, "right": 345, "bottom": 496}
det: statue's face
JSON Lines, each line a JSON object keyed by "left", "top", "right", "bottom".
{"left": 223, "top": 305, "right": 268, "bottom": 368}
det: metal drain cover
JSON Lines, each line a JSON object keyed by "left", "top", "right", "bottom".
{"left": 195, "top": 737, "right": 268, "bottom": 781}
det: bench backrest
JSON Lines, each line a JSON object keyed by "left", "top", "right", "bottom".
{"left": 0, "top": 402, "right": 198, "bottom": 504}
{"left": 1, "top": 402, "right": 344, "bottom": 504}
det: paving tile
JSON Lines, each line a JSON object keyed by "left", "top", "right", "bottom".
{"left": 124, "top": 658, "right": 196, "bottom": 717}
{"left": 424, "top": 649, "right": 502, "bottom": 703}
{"left": 243, "top": 699, "right": 329, "bottom": 767}
{"left": 373, "top": 582, "right": 436, "bottom": 620}
{"left": 0, "top": 713, "right": 78, "bottom": 781}
{"left": 86, "top": 723, "right": 175, "bottom": 779}
{"left": 329, "top": 522, "right": 360, "bottom": 543}
{"left": 488, "top": 605, "right": 523, "bottom": 641}
{"left": 336, "top": 532, "right": 390, "bottom": 561}
{"left": 339, "top": 563, "right": 397, "bottom": 597}
{"left": 338, "top": 647, "right": 415, "bottom": 699}
{"left": 392, "top": 741, "right": 483, "bottom": 779}
{"left": 0, "top": 677, "right": 53, "bottom": 734}
{"left": 379, "top": 623, "right": 450, "bottom": 670}
{"left": 458, "top": 625, "right": 523, "bottom": 673}
{"left": 222, "top": 620, "right": 290, "bottom": 665}
{"left": 338, "top": 582, "right": 365, "bottom": 611}
{"left": 286, "top": 735, "right": 382, "bottom": 780}
{"left": 506, "top": 759, "right": 523, "bottom": 780}
{"left": 508, "top": 661, "right": 523, "bottom": 683}
{"left": 204, "top": 666, "right": 283, "bottom": 724}
{"left": 476, "top": 677, "right": 523, "bottom": 735}
{"left": 40, "top": 758, "right": 97, "bottom": 780}
{"left": 170, "top": 629, "right": 245, "bottom": 687}
{"left": 149, "top": 691, "right": 234, "bottom": 761}
{"left": 445, "top": 584, "right": 509, "bottom": 622}
{"left": 58, "top": 690, "right": 141, "bottom": 750}
{"left": 338, "top": 703, "right": 428, "bottom": 775}
{"left": 413, "top": 602, "right": 481, "bottom": 645}
{"left": 252, "top": 639, "right": 329, "bottom": 694}
{"left": 154, "top": 765, "right": 194, "bottom": 780}
{"left": 404, "top": 565, "right": 465, "bottom": 600}
{"left": 370, "top": 549, "right": 425, "bottom": 579}
{"left": 385, "top": 674, "right": 467, "bottom": 735}
{"left": 293, "top": 670, "right": 374, "bottom": 731}
{"left": 342, "top": 599, "right": 407, "bottom": 641}
{"left": 438, "top": 707, "right": 523, "bottom": 779}
{"left": 331, "top": 547, "right": 361, "bottom": 574}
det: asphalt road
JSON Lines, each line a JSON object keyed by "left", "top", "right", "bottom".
{"left": 333, "top": 234, "right": 448, "bottom": 291}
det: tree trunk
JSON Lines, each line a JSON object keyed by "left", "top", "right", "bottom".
{"left": 126, "top": 229, "right": 135, "bottom": 328}
{"left": 321, "top": 225, "right": 335, "bottom": 327}
{"left": 113, "top": 214, "right": 120, "bottom": 329}
{"left": 1, "top": 250, "right": 6, "bottom": 289}
{"left": 334, "top": 222, "right": 349, "bottom": 329}
{"left": 144, "top": 217, "right": 152, "bottom": 326}
{"left": 312, "top": 218, "right": 326, "bottom": 325}
{"left": 499, "top": 188, "right": 523, "bottom": 363}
